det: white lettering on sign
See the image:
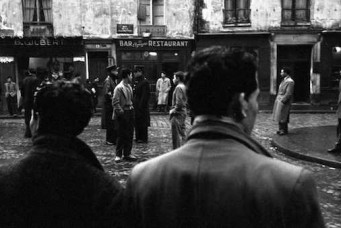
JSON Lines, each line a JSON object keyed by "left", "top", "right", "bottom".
{"left": 119, "top": 40, "right": 189, "bottom": 48}
{"left": 14, "top": 38, "right": 64, "bottom": 46}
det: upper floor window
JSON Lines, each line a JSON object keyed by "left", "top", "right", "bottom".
{"left": 282, "top": 0, "right": 310, "bottom": 25}
{"left": 138, "top": 0, "right": 164, "bottom": 25}
{"left": 223, "top": 0, "right": 251, "bottom": 26}
{"left": 22, "top": 0, "right": 52, "bottom": 24}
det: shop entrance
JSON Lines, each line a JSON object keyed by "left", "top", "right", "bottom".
{"left": 277, "top": 45, "right": 312, "bottom": 103}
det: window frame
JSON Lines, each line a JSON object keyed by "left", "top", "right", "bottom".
{"left": 281, "top": 0, "right": 310, "bottom": 26}
{"left": 223, "top": 0, "right": 251, "bottom": 27}
{"left": 138, "top": 0, "right": 165, "bottom": 25}
{"left": 22, "top": 0, "right": 52, "bottom": 25}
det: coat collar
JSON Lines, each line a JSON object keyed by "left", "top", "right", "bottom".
{"left": 188, "top": 115, "right": 272, "bottom": 158}
{"left": 32, "top": 134, "right": 104, "bottom": 171}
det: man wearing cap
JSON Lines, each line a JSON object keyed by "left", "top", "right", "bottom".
{"left": 102, "top": 65, "right": 119, "bottom": 145}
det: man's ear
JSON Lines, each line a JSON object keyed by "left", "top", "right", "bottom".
{"left": 238, "top": 93, "right": 248, "bottom": 118}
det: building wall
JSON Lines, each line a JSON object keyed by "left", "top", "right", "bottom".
{"left": 201, "top": 0, "right": 341, "bottom": 32}
{"left": 0, "top": 0, "right": 23, "bottom": 36}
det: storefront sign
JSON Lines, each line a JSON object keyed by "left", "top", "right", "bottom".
{"left": 138, "top": 25, "right": 167, "bottom": 37}
{"left": 117, "top": 39, "right": 190, "bottom": 49}
{"left": 14, "top": 37, "right": 64, "bottom": 46}
{"left": 117, "top": 24, "right": 134, "bottom": 34}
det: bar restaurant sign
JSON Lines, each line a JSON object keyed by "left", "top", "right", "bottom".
{"left": 117, "top": 39, "right": 190, "bottom": 49}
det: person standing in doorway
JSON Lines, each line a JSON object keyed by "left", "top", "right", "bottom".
{"left": 4, "top": 76, "right": 18, "bottom": 117}
{"left": 102, "top": 65, "right": 119, "bottom": 145}
{"left": 156, "top": 71, "right": 171, "bottom": 112}
{"left": 170, "top": 71, "right": 187, "bottom": 149}
{"left": 112, "top": 68, "right": 137, "bottom": 162}
{"left": 272, "top": 67, "right": 295, "bottom": 135}
{"left": 133, "top": 67, "right": 150, "bottom": 143}
{"left": 21, "top": 70, "right": 39, "bottom": 138}
{"left": 327, "top": 69, "right": 341, "bottom": 154}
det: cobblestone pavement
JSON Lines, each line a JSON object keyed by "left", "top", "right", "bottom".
{"left": 0, "top": 113, "right": 340, "bottom": 227}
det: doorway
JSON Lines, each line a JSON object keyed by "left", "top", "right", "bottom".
{"left": 277, "top": 45, "right": 311, "bottom": 103}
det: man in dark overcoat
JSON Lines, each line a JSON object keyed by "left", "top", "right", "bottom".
{"left": 133, "top": 67, "right": 150, "bottom": 143}
{"left": 20, "top": 70, "right": 40, "bottom": 138}
{"left": 0, "top": 81, "right": 124, "bottom": 227}
{"left": 102, "top": 65, "right": 119, "bottom": 145}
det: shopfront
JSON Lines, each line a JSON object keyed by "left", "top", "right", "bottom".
{"left": 115, "top": 38, "right": 194, "bottom": 107}
{"left": 0, "top": 36, "right": 84, "bottom": 112}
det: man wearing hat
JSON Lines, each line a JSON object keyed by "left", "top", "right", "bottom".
{"left": 102, "top": 64, "right": 119, "bottom": 145}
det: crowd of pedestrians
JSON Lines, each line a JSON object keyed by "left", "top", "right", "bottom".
{"left": 0, "top": 46, "right": 327, "bottom": 227}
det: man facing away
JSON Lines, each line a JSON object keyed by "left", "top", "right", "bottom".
{"left": 103, "top": 65, "right": 119, "bottom": 145}
{"left": 156, "top": 71, "right": 171, "bottom": 112}
{"left": 170, "top": 71, "right": 187, "bottom": 149}
{"left": 124, "top": 46, "right": 324, "bottom": 228}
{"left": 4, "top": 76, "right": 17, "bottom": 116}
{"left": 21, "top": 70, "right": 40, "bottom": 138}
{"left": 133, "top": 67, "right": 150, "bottom": 143}
{"left": 0, "top": 81, "right": 124, "bottom": 227}
{"left": 272, "top": 67, "right": 295, "bottom": 135}
{"left": 112, "top": 68, "right": 137, "bottom": 162}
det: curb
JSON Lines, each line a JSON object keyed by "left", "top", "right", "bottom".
{"left": 271, "top": 139, "right": 341, "bottom": 169}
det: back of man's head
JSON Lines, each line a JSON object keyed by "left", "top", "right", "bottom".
{"left": 186, "top": 46, "right": 257, "bottom": 117}
{"left": 34, "top": 81, "right": 92, "bottom": 136}
{"left": 174, "top": 71, "right": 185, "bottom": 82}
{"left": 121, "top": 68, "right": 131, "bottom": 79}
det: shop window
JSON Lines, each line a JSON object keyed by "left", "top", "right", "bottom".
{"left": 281, "top": 0, "right": 310, "bottom": 26}
{"left": 223, "top": 0, "right": 251, "bottom": 26}
{"left": 138, "top": 0, "right": 164, "bottom": 25}
{"left": 331, "top": 46, "right": 341, "bottom": 88}
{"left": 22, "top": 0, "right": 52, "bottom": 24}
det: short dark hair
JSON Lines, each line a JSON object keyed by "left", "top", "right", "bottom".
{"left": 121, "top": 68, "right": 132, "bottom": 79}
{"left": 134, "top": 67, "right": 144, "bottom": 73}
{"left": 186, "top": 46, "right": 258, "bottom": 118}
{"left": 282, "top": 67, "right": 291, "bottom": 75}
{"left": 174, "top": 71, "right": 185, "bottom": 82}
{"left": 34, "top": 81, "right": 92, "bottom": 136}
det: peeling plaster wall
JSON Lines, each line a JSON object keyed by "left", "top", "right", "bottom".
{"left": 166, "top": 0, "right": 194, "bottom": 38}
{"left": 202, "top": 0, "right": 341, "bottom": 32}
{"left": 53, "top": 0, "right": 82, "bottom": 36}
{"left": 0, "top": 0, "right": 23, "bottom": 36}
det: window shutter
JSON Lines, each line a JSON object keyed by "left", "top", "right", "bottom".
{"left": 138, "top": 4, "right": 147, "bottom": 20}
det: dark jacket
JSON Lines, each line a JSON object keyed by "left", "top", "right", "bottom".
{"left": 21, "top": 75, "right": 40, "bottom": 109}
{"left": 125, "top": 117, "right": 325, "bottom": 228}
{"left": 102, "top": 76, "right": 117, "bottom": 129}
{"left": 134, "top": 77, "right": 150, "bottom": 126}
{"left": 0, "top": 134, "right": 123, "bottom": 227}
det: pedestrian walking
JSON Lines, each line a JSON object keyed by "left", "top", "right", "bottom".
{"left": 112, "top": 68, "right": 137, "bottom": 162}
{"left": 156, "top": 71, "right": 171, "bottom": 112}
{"left": 102, "top": 65, "right": 119, "bottom": 145}
{"left": 328, "top": 69, "right": 341, "bottom": 154}
{"left": 272, "top": 67, "right": 295, "bottom": 135}
{"left": 124, "top": 46, "right": 325, "bottom": 228}
{"left": 170, "top": 71, "right": 187, "bottom": 149}
{"left": 21, "top": 70, "right": 40, "bottom": 138}
{"left": 4, "top": 76, "right": 17, "bottom": 117}
{"left": 0, "top": 81, "right": 124, "bottom": 227}
{"left": 133, "top": 67, "right": 150, "bottom": 143}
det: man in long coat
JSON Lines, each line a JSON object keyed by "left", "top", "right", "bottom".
{"left": 21, "top": 70, "right": 40, "bottom": 138}
{"left": 102, "top": 65, "right": 119, "bottom": 145}
{"left": 272, "top": 67, "right": 295, "bottom": 135}
{"left": 328, "top": 69, "right": 341, "bottom": 154}
{"left": 156, "top": 71, "right": 171, "bottom": 112}
{"left": 133, "top": 68, "right": 150, "bottom": 143}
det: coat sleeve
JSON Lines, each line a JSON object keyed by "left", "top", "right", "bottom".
{"left": 284, "top": 169, "right": 325, "bottom": 228}
{"left": 112, "top": 87, "right": 124, "bottom": 116}
{"left": 174, "top": 86, "right": 186, "bottom": 112}
{"left": 281, "top": 80, "right": 294, "bottom": 104}
{"left": 139, "top": 81, "right": 150, "bottom": 109}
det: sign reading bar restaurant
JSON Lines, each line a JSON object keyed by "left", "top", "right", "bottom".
{"left": 117, "top": 39, "right": 190, "bottom": 49}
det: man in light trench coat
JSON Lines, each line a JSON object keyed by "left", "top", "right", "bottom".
{"left": 272, "top": 67, "right": 295, "bottom": 135}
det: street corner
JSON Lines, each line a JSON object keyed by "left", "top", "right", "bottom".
{"left": 271, "top": 125, "right": 341, "bottom": 169}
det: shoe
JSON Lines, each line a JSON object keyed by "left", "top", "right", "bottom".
{"left": 105, "top": 141, "right": 115, "bottom": 145}
{"left": 136, "top": 140, "right": 144, "bottom": 143}
{"left": 278, "top": 130, "right": 288, "bottom": 136}
{"left": 123, "top": 155, "right": 138, "bottom": 162}
{"left": 114, "top": 156, "right": 122, "bottom": 162}
{"left": 327, "top": 148, "right": 341, "bottom": 154}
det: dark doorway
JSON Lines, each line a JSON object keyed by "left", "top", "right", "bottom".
{"left": 277, "top": 45, "right": 311, "bottom": 103}
{"left": 88, "top": 51, "right": 108, "bottom": 82}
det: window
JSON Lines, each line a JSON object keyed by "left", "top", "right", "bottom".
{"left": 138, "top": 0, "right": 164, "bottom": 25}
{"left": 22, "top": 0, "right": 52, "bottom": 24}
{"left": 223, "top": 0, "right": 250, "bottom": 25}
{"left": 282, "top": 0, "right": 310, "bottom": 25}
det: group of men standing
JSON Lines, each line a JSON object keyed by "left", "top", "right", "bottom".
{"left": 102, "top": 65, "right": 189, "bottom": 162}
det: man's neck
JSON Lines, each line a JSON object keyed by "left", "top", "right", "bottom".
{"left": 122, "top": 79, "right": 129, "bottom": 85}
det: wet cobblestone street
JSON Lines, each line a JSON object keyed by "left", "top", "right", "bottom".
{"left": 0, "top": 113, "right": 340, "bottom": 227}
